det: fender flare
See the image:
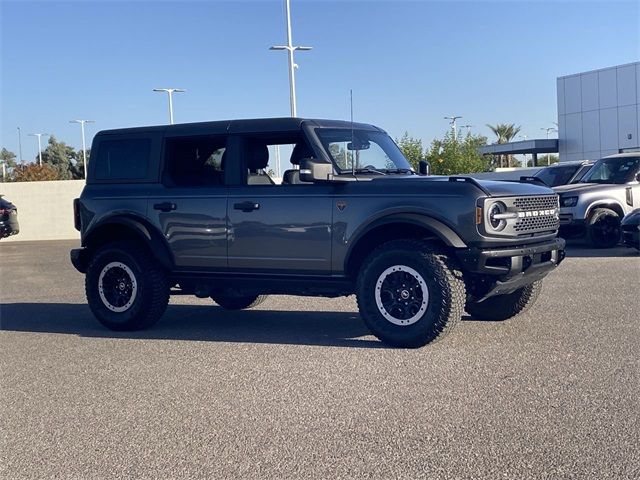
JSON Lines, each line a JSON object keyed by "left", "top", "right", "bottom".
{"left": 83, "top": 214, "right": 174, "bottom": 271}
{"left": 344, "top": 211, "right": 467, "bottom": 273}
{"left": 585, "top": 200, "right": 626, "bottom": 219}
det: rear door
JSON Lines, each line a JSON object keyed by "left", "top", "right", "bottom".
{"left": 146, "top": 133, "right": 230, "bottom": 269}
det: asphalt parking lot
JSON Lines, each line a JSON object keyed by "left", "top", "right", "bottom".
{"left": 1, "top": 240, "right": 639, "bottom": 479}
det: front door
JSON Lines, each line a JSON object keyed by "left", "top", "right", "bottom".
{"left": 227, "top": 184, "right": 333, "bottom": 274}
{"left": 226, "top": 135, "right": 333, "bottom": 274}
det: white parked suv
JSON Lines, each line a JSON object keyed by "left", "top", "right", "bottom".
{"left": 555, "top": 153, "right": 640, "bottom": 248}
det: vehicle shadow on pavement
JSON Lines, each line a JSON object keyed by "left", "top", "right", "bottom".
{"left": 563, "top": 239, "right": 639, "bottom": 258}
{"left": 0, "top": 303, "right": 386, "bottom": 349}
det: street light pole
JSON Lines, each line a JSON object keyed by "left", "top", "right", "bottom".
{"left": 153, "top": 88, "right": 186, "bottom": 124}
{"left": 461, "top": 124, "right": 474, "bottom": 136}
{"left": 519, "top": 134, "right": 528, "bottom": 167}
{"left": 270, "top": 0, "right": 312, "bottom": 117}
{"left": 70, "top": 120, "right": 95, "bottom": 179}
{"left": 28, "top": 133, "right": 49, "bottom": 166}
{"left": 444, "top": 116, "right": 462, "bottom": 141}
{"left": 540, "top": 127, "right": 558, "bottom": 165}
{"left": 17, "top": 127, "right": 23, "bottom": 163}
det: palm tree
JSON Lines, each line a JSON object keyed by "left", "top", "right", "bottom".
{"left": 487, "top": 123, "right": 522, "bottom": 167}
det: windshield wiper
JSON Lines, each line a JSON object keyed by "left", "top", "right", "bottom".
{"left": 382, "top": 168, "right": 415, "bottom": 175}
{"left": 353, "top": 167, "right": 386, "bottom": 175}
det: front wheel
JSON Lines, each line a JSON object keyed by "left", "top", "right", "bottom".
{"left": 587, "top": 208, "right": 621, "bottom": 248}
{"left": 356, "top": 240, "right": 466, "bottom": 348}
{"left": 465, "top": 280, "right": 542, "bottom": 321}
{"left": 211, "top": 294, "right": 267, "bottom": 310}
{"left": 85, "top": 242, "right": 169, "bottom": 331}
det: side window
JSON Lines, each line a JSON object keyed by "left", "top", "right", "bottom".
{"left": 95, "top": 139, "right": 151, "bottom": 180}
{"left": 163, "top": 136, "right": 226, "bottom": 187}
{"left": 241, "top": 135, "right": 314, "bottom": 186}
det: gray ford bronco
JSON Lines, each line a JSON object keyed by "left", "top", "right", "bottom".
{"left": 71, "top": 118, "right": 565, "bottom": 347}
{"left": 555, "top": 153, "right": 640, "bottom": 248}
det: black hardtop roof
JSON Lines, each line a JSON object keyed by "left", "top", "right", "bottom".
{"left": 95, "top": 117, "right": 383, "bottom": 137}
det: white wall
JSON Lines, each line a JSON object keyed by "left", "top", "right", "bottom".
{"left": 1, "top": 180, "right": 84, "bottom": 242}
{"left": 557, "top": 62, "right": 640, "bottom": 161}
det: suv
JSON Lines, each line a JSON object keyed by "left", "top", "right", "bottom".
{"left": 555, "top": 153, "right": 640, "bottom": 248}
{"left": 533, "top": 160, "right": 594, "bottom": 187}
{"left": 71, "top": 118, "right": 565, "bottom": 348}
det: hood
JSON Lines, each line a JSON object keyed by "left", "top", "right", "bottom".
{"left": 553, "top": 183, "right": 624, "bottom": 195}
{"left": 371, "top": 175, "right": 555, "bottom": 197}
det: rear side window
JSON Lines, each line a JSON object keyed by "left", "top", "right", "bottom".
{"left": 163, "top": 136, "right": 227, "bottom": 187}
{"left": 94, "top": 139, "right": 151, "bottom": 180}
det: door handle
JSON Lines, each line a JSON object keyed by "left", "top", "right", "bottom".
{"left": 153, "top": 202, "right": 177, "bottom": 212}
{"left": 234, "top": 201, "right": 260, "bottom": 212}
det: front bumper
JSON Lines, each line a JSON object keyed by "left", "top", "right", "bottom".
{"left": 456, "top": 237, "right": 566, "bottom": 300}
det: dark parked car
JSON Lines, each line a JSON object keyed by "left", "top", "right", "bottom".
{"left": 0, "top": 196, "right": 19, "bottom": 239}
{"left": 533, "top": 160, "right": 594, "bottom": 187}
{"left": 621, "top": 209, "right": 640, "bottom": 250}
{"left": 70, "top": 118, "right": 565, "bottom": 348}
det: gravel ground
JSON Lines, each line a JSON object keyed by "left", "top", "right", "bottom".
{"left": 1, "top": 240, "right": 639, "bottom": 479}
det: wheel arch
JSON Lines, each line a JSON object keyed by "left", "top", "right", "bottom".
{"left": 586, "top": 200, "right": 625, "bottom": 219}
{"left": 83, "top": 215, "right": 174, "bottom": 271}
{"left": 344, "top": 213, "right": 466, "bottom": 278}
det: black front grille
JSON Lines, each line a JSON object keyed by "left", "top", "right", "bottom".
{"left": 514, "top": 195, "right": 559, "bottom": 234}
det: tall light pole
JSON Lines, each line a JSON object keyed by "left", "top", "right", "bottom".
{"left": 540, "top": 127, "right": 558, "bottom": 165}
{"left": 444, "top": 115, "right": 462, "bottom": 141}
{"left": 17, "top": 127, "right": 23, "bottom": 163}
{"left": 519, "top": 134, "right": 528, "bottom": 167}
{"left": 270, "top": 0, "right": 312, "bottom": 117}
{"left": 29, "top": 133, "right": 49, "bottom": 166}
{"left": 70, "top": 120, "right": 94, "bottom": 178}
{"left": 153, "top": 88, "right": 186, "bottom": 124}
{"left": 461, "top": 124, "right": 474, "bottom": 136}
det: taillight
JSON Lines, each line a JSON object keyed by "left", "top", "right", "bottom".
{"left": 73, "top": 199, "right": 81, "bottom": 231}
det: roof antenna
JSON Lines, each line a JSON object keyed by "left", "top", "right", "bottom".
{"left": 350, "top": 89, "right": 356, "bottom": 178}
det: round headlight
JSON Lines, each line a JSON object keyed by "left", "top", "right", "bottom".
{"left": 487, "top": 201, "right": 507, "bottom": 231}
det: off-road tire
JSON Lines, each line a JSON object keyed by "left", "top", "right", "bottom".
{"left": 85, "top": 241, "right": 169, "bottom": 331}
{"left": 587, "top": 208, "right": 621, "bottom": 248}
{"left": 465, "top": 280, "right": 542, "bottom": 321}
{"left": 356, "top": 239, "right": 466, "bottom": 348}
{"left": 211, "top": 294, "right": 267, "bottom": 310}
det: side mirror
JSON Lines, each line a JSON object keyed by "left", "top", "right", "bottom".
{"left": 418, "top": 160, "right": 430, "bottom": 176}
{"left": 636, "top": 172, "right": 640, "bottom": 182}
{"left": 299, "top": 158, "right": 334, "bottom": 183}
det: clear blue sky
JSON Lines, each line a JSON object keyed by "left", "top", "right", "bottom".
{"left": 1, "top": 0, "right": 638, "bottom": 163}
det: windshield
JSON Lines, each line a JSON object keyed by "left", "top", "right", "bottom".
{"left": 315, "top": 128, "right": 412, "bottom": 174}
{"left": 580, "top": 156, "right": 640, "bottom": 184}
{"left": 535, "top": 165, "right": 580, "bottom": 187}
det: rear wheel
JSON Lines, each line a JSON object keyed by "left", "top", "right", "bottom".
{"left": 85, "top": 242, "right": 169, "bottom": 331}
{"left": 587, "top": 208, "right": 621, "bottom": 248}
{"left": 356, "top": 239, "right": 466, "bottom": 348}
{"left": 211, "top": 294, "right": 267, "bottom": 310}
{"left": 465, "top": 281, "right": 542, "bottom": 321}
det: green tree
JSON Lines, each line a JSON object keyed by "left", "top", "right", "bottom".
{"left": 1, "top": 148, "right": 18, "bottom": 181}
{"left": 69, "top": 148, "right": 90, "bottom": 179}
{"left": 486, "top": 123, "right": 522, "bottom": 168}
{"left": 40, "top": 136, "right": 78, "bottom": 180}
{"left": 396, "top": 132, "right": 424, "bottom": 170}
{"left": 425, "top": 131, "right": 491, "bottom": 175}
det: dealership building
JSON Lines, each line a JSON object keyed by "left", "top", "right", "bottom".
{"left": 479, "top": 61, "right": 640, "bottom": 164}
{"left": 558, "top": 61, "right": 640, "bottom": 161}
